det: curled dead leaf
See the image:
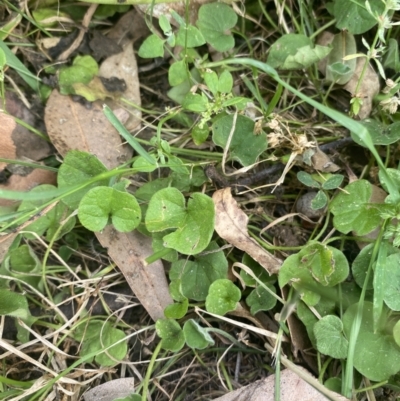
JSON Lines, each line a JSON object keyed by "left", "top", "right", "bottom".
{"left": 213, "top": 188, "right": 282, "bottom": 275}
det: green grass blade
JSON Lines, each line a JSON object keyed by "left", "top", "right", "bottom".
{"left": 0, "top": 39, "right": 40, "bottom": 91}
{"left": 373, "top": 238, "right": 388, "bottom": 332}
{"left": 103, "top": 105, "right": 156, "bottom": 165}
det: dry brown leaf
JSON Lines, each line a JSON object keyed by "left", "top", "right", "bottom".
{"left": 0, "top": 113, "right": 17, "bottom": 170}
{"left": 99, "top": 42, "right": 141, "bottom": 131}
{"left": 5, "top": 92, "right": 52, "bottom": 161}
{"left": 106, "top": 9, "right": 149, "bottom": 46}
{"left": 83, "top": 378, "right": 135, "bottom": 401}
{"left": 343, "top": 58, "right": 380, "bottom": 119}
{"left": 213, "top": 188, "right": 282, "bottom": 275}
{"left": 96, "top": 227, "right": 173, "bottom": 321}
{"left": 1, "top": 92, "right": 52, "bottom": 171}
{"left": 212, "top": 367, "right": 349, "bottom": 401}
{"left": 136, "top": 0, "right": 212, "bottom": 25}
{"left": 317, "top": 31, "right": 380, "bottom": 119}
{"left": 44, "top": 90, "right": 132, "bottom": 169}
{"left": 311, "top": 147, "right": 340, "bottom": 173}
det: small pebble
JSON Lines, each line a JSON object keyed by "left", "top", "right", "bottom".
{"left": 296, "top": 191, "right": 326, "bottom": 219}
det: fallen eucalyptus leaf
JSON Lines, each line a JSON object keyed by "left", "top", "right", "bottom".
{"left": 96, "top": 227, "right": 173, "bottom": 321}
{"left": 44, "top": 90, "right": 132, "bottom": 169}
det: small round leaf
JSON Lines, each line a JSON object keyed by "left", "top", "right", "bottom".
{"left": 156, "top": 319, "right": 185, "bottom": 352}
{"left": 205, "top": 279, "right": 240, "bottom": 315}
{"left": 78, "top": 187, "right": 141, "bottom": 232}
{"left": 183, "top": 319, "right": 214, "bottom": 349}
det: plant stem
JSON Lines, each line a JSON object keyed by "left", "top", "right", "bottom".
{"left": 141, "top": 340, "right": 162, "bottom": 401}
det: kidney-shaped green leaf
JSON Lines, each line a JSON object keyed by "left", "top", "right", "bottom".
{"left": 329, "top": 180, "right": 383, "bottom": 235}
{"left": 58, "top": 150, "right": 109, "bottom": 209}
{"left": 212, "top": 114, "right": 267, "bottom": 166}
{"left": 170, "top": 241, "right": 228, "bottom": 301}
{"left": 383, "top": 253, "right": 400, "bottom": 311}
{"left": 145, "top": 187, "right": 214, "bottom": 255}
{"left": 78, "top": 186, "right": 141, "bottom": 232}
{"left": 205, "top": 279, "right": 240, "bottom": 315}
{"left": 196, "top": 3, "right": 237, "bottom": 52}
{"left": 156, "top": 319, "right": 185, "bottom": 352}
{"left": 333, "top": 0, "right": 384, "bottom": 35}
{"left": 183, "top": 319, "right": 215, "bottom": 350}
{"left": 360, "top": 119, "right": 400, "bottom": 146}
{"left": 314, "top": 315, "right": 348, "bottom": 359}
{"left": 343, "top": 302, "right": 400, "bottom": 381}
{"left": 246, "top": 284, "right": 277, "bottom": 315}
{"left": 267, "top": 34, "right": 329, "bottom": 70}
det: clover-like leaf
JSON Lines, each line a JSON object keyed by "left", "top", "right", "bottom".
{"left": 212, "top": 114, "right": 268, "bottom": 166}
{"left": 59, "top": 55, "right": 98, "bottom": 96}
{"left": 322, "top": 174, "right": 344, "bottom": 190}
{"left": 329, "top": 180, "right": 383, "bottom": 236}
{"left": 156, "top": 319, "right": 185, "bottom": 352}
{"left": 0, "top": 288, "right": 35, "bottom": 343}
{"left": 74, "top": 320, "right": 127, "bottom": 366}
{"left": 311, "top": 190, "right": 327, "bottom": 210}
{"left": 297, "top": 171, "right": 320, "bottom": 188}
{"left": 360, "top": 119, "right": 400, "bottom": 146}
{"left": 267, "top": 34, "right": 329, "bottom": 70}
{"left": 176, "top": 25, "right": 205, "bottom": 48}
{"left": 314, "top": 315, "right": 348, "bottom": 359}
{"left": 298, "top": 242, "right": 349, "bottom": 286}
{"left": 58, "top": 150, "right": 109, "bottom": 209}
{"left": 169, "top": 241, "right": 228, "bottom": 301}
{"left": 183, "top": 319, "right": 214, "bottom": 350}
{"left": 246, "top": 284, "right": 277, "bottom": 315}
{"left": 382, "top": 253, "right": 400, "bottom": 311}
{"left": 283, "top": 44, "right": 331, "bottom": 70}
{"left": 78, "top": 187, "right": 141, "bottom": 232}
{"left": 297, "top": 299, "right": 336, "bottom": 347}
{"left": 279, "top": 242, "right": 349, "bottom": 290}
{"left": 145, "top": 187, "right": 214, "bottom": 255}
{"left": 197, "top": 3, "right": 237, "bottom": 52}
{"left": 138, "top": 34, "right": 164, "bottom": 58}
{"left": 333, "top": 0, "right": 384, "bottom": 35}
{"left": 205, "top": 279, "right": 240, "bottom": 315}
{"left": 343, "top": 302, "right": 400, "bottom": 381}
